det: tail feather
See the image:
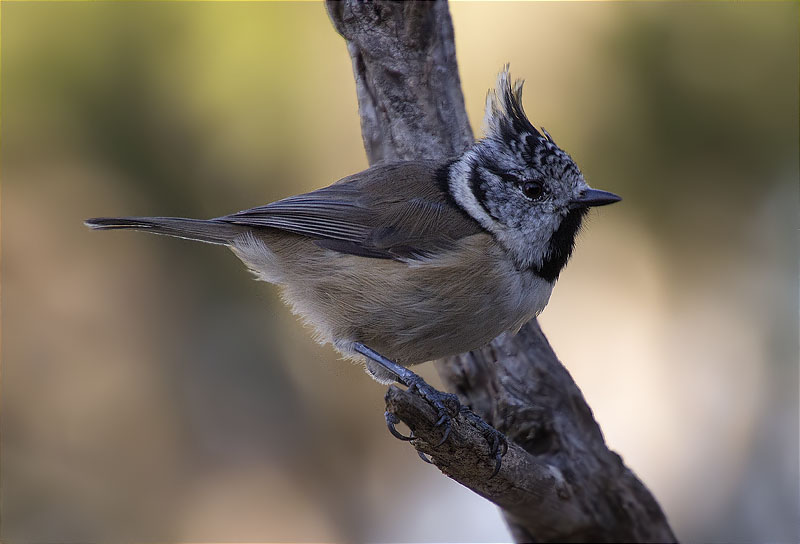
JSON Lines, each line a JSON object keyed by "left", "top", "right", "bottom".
{"left": 84, "top": 216, "right": 246, "bottom": 245}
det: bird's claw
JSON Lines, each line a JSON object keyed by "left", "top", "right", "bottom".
{"left": 460, "top": 405, "right": 508, "bottom": 478}
{"left": 392, "top": 375, "right": 507, "bottom": 476}
{"left": 385, "top": 411, "right": 414, "bottom": 441}
{"left": 355, "top": 342, "right": 504, "bottom": 476}
{"left": 405, "top": 375, "right": 460, "bottom": 447}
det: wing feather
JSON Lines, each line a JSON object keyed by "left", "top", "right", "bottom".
{"left": 217, "top": 161, "right": 484, "bottom": 260}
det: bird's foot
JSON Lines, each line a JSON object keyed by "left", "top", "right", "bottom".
{"left": 354, "top": 342, "right": 507, "bottom": 475}
{"left": 402, "top": 371, "right": 461, "bottom": 447}
{"left": 460, "top": 405, "right": 508, "bottom": 478}
{"left": 355, "top": 343, "right": 459, "bottom": 446}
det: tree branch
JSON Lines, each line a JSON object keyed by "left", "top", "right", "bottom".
{"left": 385, "top": 385, "right": 592, "bottom": 543}
{"left": 326, "top": 0, "right": 472, "bottom": 162}
{"left": 327, "top": 1, "right": 677, "bottom": 541}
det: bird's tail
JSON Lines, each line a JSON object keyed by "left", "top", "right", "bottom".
{"left": 84, "top": 216, "right": 246, "bottom": 245}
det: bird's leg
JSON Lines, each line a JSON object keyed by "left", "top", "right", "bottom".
{"left": 354, "top": 342, "right": 460, "bottom": 447}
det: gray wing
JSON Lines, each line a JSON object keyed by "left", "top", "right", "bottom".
{"left": 218, "top": 161, "right": 485, "bottom": 260}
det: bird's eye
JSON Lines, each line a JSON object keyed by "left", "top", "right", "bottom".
{"left": 522, "top": 181, "right": 545, "bottom": 200}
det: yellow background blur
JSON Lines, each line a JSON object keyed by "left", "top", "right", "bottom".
{"left": 2, "top": 2, "right": 798, "bottom": 542}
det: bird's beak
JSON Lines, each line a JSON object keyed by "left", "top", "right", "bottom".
{"left": 570, "top": 188, "right": 622, "bottom": 209}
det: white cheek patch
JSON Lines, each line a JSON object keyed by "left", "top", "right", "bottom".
{"left": 448, "top": 151, "right": 497, "bottom": 233}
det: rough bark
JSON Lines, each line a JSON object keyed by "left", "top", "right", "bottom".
{"left": 326, "top": 1, "right": 677, "bottom": 542}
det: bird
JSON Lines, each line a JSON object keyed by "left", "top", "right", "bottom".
{"left": 86, "top": 68, "right": 620, "bottom": 462}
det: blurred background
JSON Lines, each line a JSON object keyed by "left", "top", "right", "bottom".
{"left": 2, "top": 2, "right": 797, "bottom": 542}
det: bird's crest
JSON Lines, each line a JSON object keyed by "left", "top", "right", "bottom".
{"left": 483, "top": 65, "right": 555, "bottom": 148}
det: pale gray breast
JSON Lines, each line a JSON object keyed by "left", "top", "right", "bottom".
{"left": 232, "top": 231, "right": 550, "bottom": 366}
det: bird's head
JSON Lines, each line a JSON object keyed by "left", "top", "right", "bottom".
{"left": 448, "top": 67, "right": 620, "bottom": 282}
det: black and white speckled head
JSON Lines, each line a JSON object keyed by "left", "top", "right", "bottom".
{"left": 448, "top": 67, "right": 620, "bottom": 282}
